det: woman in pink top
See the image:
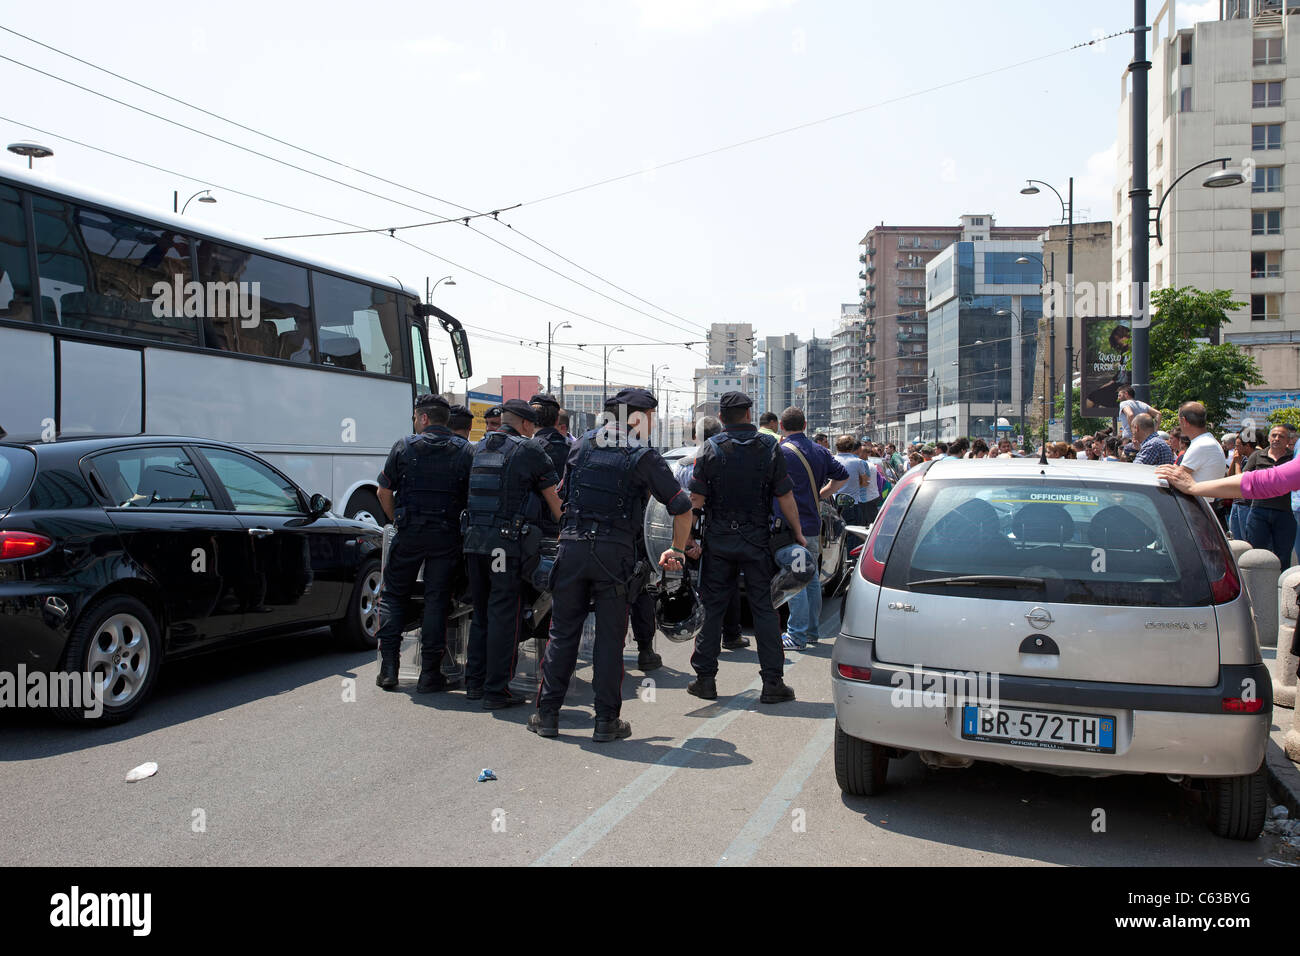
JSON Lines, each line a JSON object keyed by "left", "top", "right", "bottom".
{"left": 1157, "top": 451, "right": 1300, "bottom": 501}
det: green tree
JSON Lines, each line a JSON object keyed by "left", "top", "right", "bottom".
{"left": 1148, "top": 287, "right": 1263, "bottom": 427}
{"left": 1268, "top": 407, "right": 1300, "bottom": 431}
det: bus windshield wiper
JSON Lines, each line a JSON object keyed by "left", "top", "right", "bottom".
{"left": 910, "top": 575, "right": 1046, "bottom": 589}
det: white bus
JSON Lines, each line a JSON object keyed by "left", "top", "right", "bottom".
{"left": 0, "top": 166, "right": 471, "bottom": 523}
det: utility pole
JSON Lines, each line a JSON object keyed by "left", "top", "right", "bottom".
{"left": 558, "top": 366, "right": 565, "bottom": 406}
{"left": 1130, "top": 0, "right": 1152, "bottom": 405}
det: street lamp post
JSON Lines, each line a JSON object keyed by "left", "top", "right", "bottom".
{"left": 427, "top": 275, "right": 456, "bottom": 303}
{"left": 7, "top": 141, "right": 53, "bottom": 168}
{"left": 1016, "top": 254, "right": 1056, "bottom": 436}
{"left": 1020, "top": 176, "right": 1073, "bottom": 444}
{"left": 995, "top": 308, "right": 1029, "bottom": 445}
{"left": 547, "top": 321, "right": 571, "bottom": 395}
{"left": 603, "top": 345, "right": 624, "bottom": 402}
{"left": 176, "top": 189, "right": 216, "bottom": 215}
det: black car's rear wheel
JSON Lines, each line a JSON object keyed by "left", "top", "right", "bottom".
{"left": 57, "top": 595, "right": 163, "bottom": 725}
{"left": 334, "top": 558, "right": 382, "bottom": 650}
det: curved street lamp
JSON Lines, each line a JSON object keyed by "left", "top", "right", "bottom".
{"left": 547, "top": 320, "right": 571, "bottom": 394}
{"left": 176, "top": 189, "right": 217, "bottom": 215}
{"left": 1020, "top": 175, "right": 1074, "bottom": 443}
{"left": 1149, "top": 157, "right": 1244, "bottom": 246}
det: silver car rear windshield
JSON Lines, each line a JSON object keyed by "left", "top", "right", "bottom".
{"left": 881, "top": 478, "right": 1213, "bottom": 607}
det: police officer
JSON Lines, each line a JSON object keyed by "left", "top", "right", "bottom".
{"left": 688, "top": 391, "right": 805, "bottom": 704}
{"left": 483, "top": 405, "right": 503, "bottom": 434}
{"left": 463, "top": 398, "right": 562, "bottom": 709}
{"left": 449, "top": 403, "right": 473, "bottom": 439}
{"left": 374, "top": 393, "right": 475, "bottom": 692}
{"left": 529, "top": 388, "right": 693, "bottom": 742}
{"left": 530, "top": 393, "right": 570, "bottom": 489}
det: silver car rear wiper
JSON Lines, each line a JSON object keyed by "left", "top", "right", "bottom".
{"left": 910, "top": 575, "right": 1047, "bottom": 588}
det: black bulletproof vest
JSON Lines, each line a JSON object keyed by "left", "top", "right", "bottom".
{"left": 560, "top": 428, "right": 646, "bottom": 546}
{"left": 463, "top": 431, "right": 531, "bottom": 554}
{"left": 397, "top": 430, "right": 471, "bottom": 530}
{"left": 535, "top": 427, "right": 570, "bottom": 483}
{"left": 703, "top": 431, "right": 775, "bottom": 530}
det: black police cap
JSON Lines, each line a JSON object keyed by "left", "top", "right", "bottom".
{"left": 719, "top": 391, "right": 753, "bottom": 410}
{"left": 500, "top": 398, "right": 539, "bottom": 423}
{"left": 484, "top": 405, "right": 503, "bottom": 419}
{"left": 415, "top": 393, "right": 450, "bottom": 411}
{"left": 604, "top": 387, "right": 658, "bottom": 411}
{"left": 530, "top": 393, "right": 560, "bottom": 408}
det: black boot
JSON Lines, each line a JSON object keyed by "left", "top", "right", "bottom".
{"left": 593, "top": 718, "right": 632, "bottom": 742}
{"left": 687, "top": 676, "right": 717, "bottom": 700}
{"left": 527, "top": 712, "right": 559, "bottom": 738}
{"left": 637, "top": 647, "right": 662, "bottom": 671}
{"left": 376, "top": 658, "right": 399, "bottom": 690}
{"left": 722, "top": 634, "right": 751, "bottom": 650}
{"left": 760, "top": 679, "right": 795, "bottom": 704}
{"left": 416, "top": 669, "right": 447, "bottom": 693}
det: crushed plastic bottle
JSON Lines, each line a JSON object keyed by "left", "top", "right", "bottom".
{"left": 477, "top": 768, "right": 498, "bottom": 782}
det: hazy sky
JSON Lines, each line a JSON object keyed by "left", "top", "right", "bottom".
{"left": 0, "top": 0, "right": 1217, "bottom": 413}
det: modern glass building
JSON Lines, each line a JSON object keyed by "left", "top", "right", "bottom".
{"left": 917, "top": 240, "right": 1044, "bottom": 441}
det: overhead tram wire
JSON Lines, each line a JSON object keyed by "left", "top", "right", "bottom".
{"left": 0, "top": 24, "right": 480, "bottom": 218}
{"left": 0, "top": 27, "right": 711, "bottom": 334}
{"left": 490, "top": 221, "right": 710, "bottom": 334}
{"left": 0, "top": 51, "right": 503, "bottom": 222}
{"left": 462, "top": 222, "right": 703, "bottom": 338}
{"left": 0, "top": 26, "right": 1127, "bottom": 339}
{"left": 391, "top": 235, "right": 704, "bottom": 351}
{"left": 511, "top": 32, "right": 1135, "bottom": 210}
{"left": 0, "top": 113, "right": 700, "bottom": 356}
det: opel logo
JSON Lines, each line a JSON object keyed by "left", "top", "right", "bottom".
{"left": 1026, "top": 607, "right": 1053, "bottom": 630}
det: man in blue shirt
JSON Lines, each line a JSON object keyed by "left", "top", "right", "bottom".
{"left": 775, "top": 408, "right": 848, "bottom": 649}
{"left": 1132, "top": 413, "right": 1175, "bottom": 466}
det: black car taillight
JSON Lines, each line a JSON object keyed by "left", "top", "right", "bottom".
{"left": 0, "top": 530, "right": 54, "bottom": 560}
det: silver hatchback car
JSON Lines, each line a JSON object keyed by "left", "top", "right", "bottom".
{"left": 831, "top": 457, "right": 1271, "bottom": 840}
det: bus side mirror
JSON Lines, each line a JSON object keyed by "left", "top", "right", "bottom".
{"left": 451, "top": 328, "right": 472, "bottom": 380}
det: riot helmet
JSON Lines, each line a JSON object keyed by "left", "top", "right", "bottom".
{"left": 771, "top": 543, "right": 816, "bottom": 609}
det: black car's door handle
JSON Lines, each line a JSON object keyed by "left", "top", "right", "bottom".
{"left": 248, "top": 527, "right": 274, "bottom": 538}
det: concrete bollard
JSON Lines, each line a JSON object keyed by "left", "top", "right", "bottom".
{"left": 1240, "top": 548, "right": 1281, "bottom": 649}
{"left": 1229, "top": 539, "right": 1252, "bottom": 561}
{"left": 1287, "top": 698, "right": 1300, "bottom": 762}
{"left": 1276, "top": 568, "right": 1300, "bottom": 709}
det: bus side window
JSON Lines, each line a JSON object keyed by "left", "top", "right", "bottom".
{"left": 0, "top": 184, "right": 33, "bottom": 323}
{"left": 195, "top": 241, "right": 314, "bottom": 362}
{"left": 312, "top": 273, "right": 407, "bottom": 379}
{"left": 32, "top": 196, "right": 197, "bottom": 346}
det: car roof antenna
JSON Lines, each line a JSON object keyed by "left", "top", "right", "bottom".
{"left": 1039, "top": 439, "right": 1049, "bottom": 470}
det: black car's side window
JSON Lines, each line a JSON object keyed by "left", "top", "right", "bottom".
{"left": 200, "top": 448, "right": 303, "bottom": 514}
{"left": 92, "top": 447, "right": 216, "bottom": 510}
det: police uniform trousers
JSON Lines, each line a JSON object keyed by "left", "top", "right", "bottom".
{"left": 692, "top": 530, "right": 783, "bottom": 682}
{"left": 539, "top": 539, "right": 635, "bottom": 720}
{"left": 377, "top": 528, "right": 461, "bottom": 668}
{"left": 465, "top": 552, "right": 527, "bottom": 700}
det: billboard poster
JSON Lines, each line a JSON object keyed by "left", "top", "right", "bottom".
{"left": 1079, "top": 316, "right": 1132, "bottom": 419}
{"left": 467, "top": 389, "right": 502, "bottom": 442}
{"left": 1223, "top": 390, "right": 1300, "bottom": 431}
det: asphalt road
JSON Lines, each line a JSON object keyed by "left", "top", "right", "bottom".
{"left": 0, "top": 596, "right": 1289, "bottom": 866}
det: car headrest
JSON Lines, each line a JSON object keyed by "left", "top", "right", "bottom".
{"left": 1087, "top": 505, "right": 1157, "bottom": 550}
{"left": 1012, "top": 502, "right": 1075, "bottom": 544}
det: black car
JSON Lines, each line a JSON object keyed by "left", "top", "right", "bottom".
{"left": 0, "top": 436, "right": 382, "bottom": 723}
